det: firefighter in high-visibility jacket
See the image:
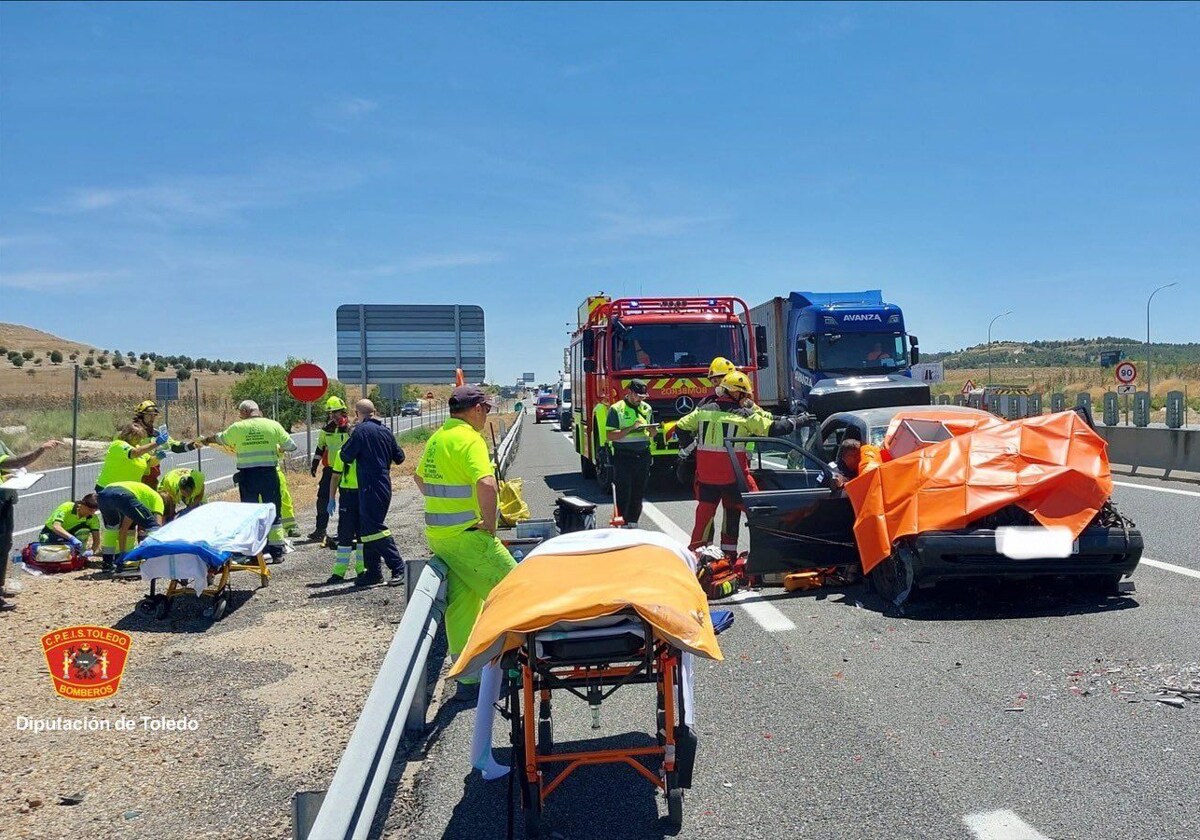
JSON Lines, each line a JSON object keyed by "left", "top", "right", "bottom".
{"left": 415, "top": 385, "right": 517, "bottom": 699}
{"left": 308, "top": 396, "right": 350, "bottom": 543}
{"left": 130, "top": 401, "right": 202, "bottom": 488}
{"left": 323, "top": 443, "right": 364, "bottom": 584}
{"left": 674, "top": 371, "right": 796, "bottom": 556}
{"left": 201, "top": 400, "right": 296, "bottom": 560}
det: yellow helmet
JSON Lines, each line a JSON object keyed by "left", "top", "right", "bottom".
{"left": 708, "top": 357, "right": 735, "bottom": 379}
{"left": 721, "top": 370, "right": 753, "bottom": 396}
{"left": 325, "top": 396, "right": 347, "bottom": 412}
{"left": 136, "top": 400, "right": 160, "bottom": 415}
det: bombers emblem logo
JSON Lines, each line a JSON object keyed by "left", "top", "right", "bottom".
{"left": 675, "top": 395, "right": 696, "bottom": 413}
{"left": 41, "top": 625, "right": 132, "bottom": 701}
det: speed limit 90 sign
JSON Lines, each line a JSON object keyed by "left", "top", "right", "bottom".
{"left": 1115, "top": 361, "right": 1137, "bottom": 385}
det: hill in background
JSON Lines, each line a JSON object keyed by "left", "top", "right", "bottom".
{"left": 926, "top": 336, "right": 1200, "bottom": 370}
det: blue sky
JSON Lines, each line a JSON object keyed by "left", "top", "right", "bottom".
{"left": 1, "top": 2, "right": 1197, "bottom": 384}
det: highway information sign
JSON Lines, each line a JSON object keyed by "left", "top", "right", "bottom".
{"left": 337, "top": 304, "right": 485, "bottom": 385}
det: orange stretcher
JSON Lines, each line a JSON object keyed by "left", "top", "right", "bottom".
{"left": 450, "top": 535, "right": 722, "bottom": 837}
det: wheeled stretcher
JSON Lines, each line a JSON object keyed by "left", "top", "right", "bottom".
{"left": 450, "top": 529, "right": 724, "bottom": 838}
{"left": 126, "top": 502, "right": 275, "bottom": 621}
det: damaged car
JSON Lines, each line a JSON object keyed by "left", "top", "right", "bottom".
{"left": 726, "top": 405, "right": 1143, "bottom": 605}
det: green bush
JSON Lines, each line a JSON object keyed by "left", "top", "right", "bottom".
{"left": 21, "top": 350, "right": 33, "bottom": 360}
{"left": 11, "top": 356, "right": 23, "bottom": 368}
{"left": 50, "top": 350, "right": 63, "bottom": 364}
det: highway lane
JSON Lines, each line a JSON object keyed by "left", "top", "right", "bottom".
{"left": 396, "top": 415, "right": 1200, "bottom": 840}
{"left": 6, "top": 413, "right": 437, "bottom": 541}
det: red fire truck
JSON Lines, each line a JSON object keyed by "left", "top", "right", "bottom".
{"left": 567, "top": 295, "right": 765, "bottom": 487}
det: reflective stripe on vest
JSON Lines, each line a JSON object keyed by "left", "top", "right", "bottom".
{"left": 425, "top": 510, "right": 477, "bottom": 527}
{"left": 422, "top": 483, "right": 473, "bottom": 499}
{"left": 610, "top": 399, "right": 652, "bottom": 448}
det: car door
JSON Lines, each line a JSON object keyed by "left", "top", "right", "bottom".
{"left": 725, "top": 437, "right": 859, "bottom": 574}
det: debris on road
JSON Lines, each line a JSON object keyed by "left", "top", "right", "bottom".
{"left": 1156, "top": 696, "right": 1186, "bottom": 709}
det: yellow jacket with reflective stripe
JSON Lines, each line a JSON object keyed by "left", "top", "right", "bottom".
{"left": 675, "top": 400, "right": 773, "bottom": 484}
{"left": 96, "top": 440, "right": 150, "bottom": 489}
{"left": 217, "top": 417, "right": 293, "bottom": 469}
{"left": 330, "top": 448, "right": 358, "bottom": 491}
{"left": 607, "top": 399, "right": 654, "bottom": 449}
{"left": 417, "top": 418, "right": 493, "bottom": 537}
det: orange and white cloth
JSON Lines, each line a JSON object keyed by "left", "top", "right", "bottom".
{"left": 845, "top": 410, "right": 1112, "bottom": 573}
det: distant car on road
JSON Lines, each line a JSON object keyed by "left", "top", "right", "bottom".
{"left": 558, "top": 385, "right": 573, "bottom": 431}
{"left": 534, "top": 395, "right": 560, "bottom": 424}
{"left": 729, "top": 405, "right": 1143, "bottom": 604}
{"left": 401, "top": 402, "right": 421, "bottom": 417}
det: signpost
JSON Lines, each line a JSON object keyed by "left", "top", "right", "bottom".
{"left": 287, "top": 363, "right": 329, "bottom": 461}
{"left": 335, "top": 304, "right": 486, "bottom": 385}
{"left": 155, "top": 377, "right": 179, "bottom": 430}
{"left": 1115, "top": 362, "right": 1137, "bottom": 426}
{"left": 911, "top": 362, "right": 944, "bottom": 384}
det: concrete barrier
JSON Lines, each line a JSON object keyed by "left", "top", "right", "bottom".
{"left": 1097, "top": 426, "right": 1200, "bottom": 476}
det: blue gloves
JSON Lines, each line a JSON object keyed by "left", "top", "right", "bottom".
{"left": 68, "top": 536, "right": 82, "bottom": 549}
{"left": 154, "top": 428, "right": 170, "bottom": 445}
{"left": 327, "top": 500, "right": 337, "bottom": 517}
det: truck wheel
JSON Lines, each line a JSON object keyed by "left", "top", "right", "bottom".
{"left": 870, "top": 543, "right": 916, "bottom": 607}
{"left": 595, "top": 449, "right": 612, "bottom": 492}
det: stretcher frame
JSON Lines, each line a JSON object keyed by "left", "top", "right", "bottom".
{"left": 502, "top": 611, "right": 693, "bottom": 838}
{"left": 138, "top": 552, "right": 270, "bottom": 622}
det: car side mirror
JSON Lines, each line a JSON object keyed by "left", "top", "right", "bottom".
{"left": 582, "top": 330, "right": 595, "bottom": 358}
{"left": 754, "top": 324, "right": 769, "bottom": 367}
{"left": 583, "top": 359, "right": 596, "bottom": 373}
{"left": 909, "top": 335, "right": 920, "bottom": 365}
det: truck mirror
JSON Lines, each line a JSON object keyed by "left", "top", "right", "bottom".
{"left": 582, "top": 330, "right": 595, "bottom": 358}
{"left": 583, "top": 358, "right": 596, "bottom": 374}
{"left": 909, "top": 335, "right": 920, "bottom": 365}
{"left": 754, "top": 324, "right": 768, "bottom": 364}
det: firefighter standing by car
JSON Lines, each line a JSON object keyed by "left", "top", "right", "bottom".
{"left": 674, "top": 370, "right": 796, "bottom": 556}
{"left": 200, "top": 400, "right": 295, "bottom": 561}
{"left": 605, "top": 378, "right": 656, "bottom": 526}
{"left": 309, "top": 396, "right": 351, "bottom": 543}
{"left": 415, "top": 385, "right": 517, "bottom": 700}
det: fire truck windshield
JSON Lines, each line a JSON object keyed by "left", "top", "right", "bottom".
{"left": 612, "top": 322, "right": 747, "bottom": 371}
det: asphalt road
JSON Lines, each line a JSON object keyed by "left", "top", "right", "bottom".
{"left": 6, "top": 412, "right": 438, "bottom": 542}
{"left": 396, "top": 414, "right": 1200, "bottom": 840}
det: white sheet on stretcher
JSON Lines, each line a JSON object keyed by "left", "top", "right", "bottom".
{"left": 138, "top": 502, "right": 274, "bottom": 595}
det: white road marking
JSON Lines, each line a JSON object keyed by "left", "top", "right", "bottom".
{"left": 641, "top": 500, "right": 797, "bottom": 633}
{"left": 963, "top": 809, "right": 1053, "bottom": 840}
{"left": 1141, "top": 557, "right": 1200, "bottom": 580}
{"left": 1113, "top": 480, "right": 1200, "bottom": 499}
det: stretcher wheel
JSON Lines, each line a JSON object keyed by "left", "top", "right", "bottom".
{"left": 154, "top": 595, "right": 173, "bottom": 620}
{"left": 522, "top": 779, "right": 542, "bottom": 838}
{"left": 666, "top": 787, "right": 683, "bottom": 828}
{"left": 136, "top": 596, "right": 157, "bottom": 616}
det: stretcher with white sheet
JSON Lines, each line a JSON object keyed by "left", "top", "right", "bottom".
{"left": 127, "top": 502, "right": 274, "bottom": 621}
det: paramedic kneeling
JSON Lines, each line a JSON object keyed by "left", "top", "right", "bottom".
{"left": 40, "top": 494, "right": 101, "bottom": 555}
{"left": 415, "top": 385, "right": 517, "bottom": 701}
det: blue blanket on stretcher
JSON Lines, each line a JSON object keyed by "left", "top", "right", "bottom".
{"left": 122, "top": 501, "right": 274, "bottom": 571}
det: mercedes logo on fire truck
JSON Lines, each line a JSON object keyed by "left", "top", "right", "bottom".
{"left": 675, "top": 396, "right": 695, "bottom": 414}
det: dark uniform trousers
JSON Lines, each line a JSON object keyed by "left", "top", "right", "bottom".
{"left": 314, "top": 466, "right": 335, "bottom": 534}
{"left": 612, "top": 446, "right": 652, "bottom": 525}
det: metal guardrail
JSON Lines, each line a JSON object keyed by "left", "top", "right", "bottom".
{"left": 495, "top": 405, "right": 525, "bottom": 479}
{"left": 299, "top": 558, "right": 447, "bottom": 840}
{"left": 296, "top": 410, "right": 525, "bottom": 839}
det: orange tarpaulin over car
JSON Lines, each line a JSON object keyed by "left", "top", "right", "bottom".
{"left": 448, "top": 538, "right": 723, "bottom": 679}
{"left": 844, "top": 411, "right": 1113, "bottom": 573}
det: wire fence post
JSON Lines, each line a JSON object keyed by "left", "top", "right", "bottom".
{"left": 70, "top": 364, "right": 79, "bottom": 501}
{"left": 195, "top": 378, "right": 202, "bottom": 470}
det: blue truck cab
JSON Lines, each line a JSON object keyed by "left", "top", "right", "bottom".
{"left": 751, "top": 290, "right": 929, "bottom": 418}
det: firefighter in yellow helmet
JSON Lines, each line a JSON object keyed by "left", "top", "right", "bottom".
{"left": 309, "top": 395, "right": 351, "bottom": 543}
{"left": 674, "top": 370, "right": 796, "bottom": 556}
{"left": 130, "top": 400, "right": 203, "bottom": 488}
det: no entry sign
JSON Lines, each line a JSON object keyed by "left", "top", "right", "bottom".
{"left": 287, "top": 363, "right": 329, "bottom": 403}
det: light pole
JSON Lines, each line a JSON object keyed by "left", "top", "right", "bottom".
{"left": 987, "top": 310, "right": 1013, "bottom": 387}
{"left": 1145, "top": 282, "right": 1177, "bottom": 397}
